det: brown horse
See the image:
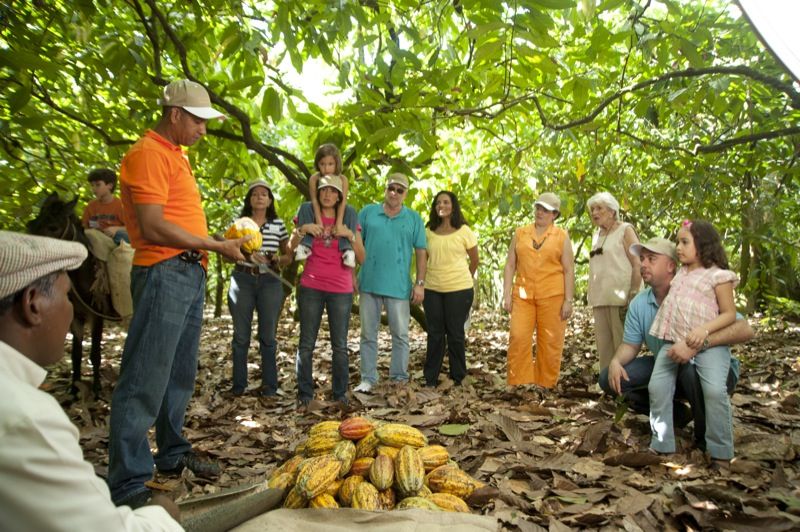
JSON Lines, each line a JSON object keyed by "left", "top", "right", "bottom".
{"left": 27, "top": 192, "right": 119, "bottom": 396}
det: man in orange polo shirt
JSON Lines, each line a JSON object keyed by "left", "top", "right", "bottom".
{"left": 108, "top": 79, "right": 249, "bottom": 509}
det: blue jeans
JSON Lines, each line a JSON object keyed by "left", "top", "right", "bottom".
{"left": 600, "top": 354, "right": 738, "bottom": 448}
{"left": 359, "top": 291, "right": 410, "bottom": 385}
{"left": 228, "top": 270, "right": 284, "bottom": 394}
{"left": 296, "top": 202, "right": 355, "bottom": 251}
{"left": 423, "top": 288, "right": 473, "bottom": 386}
{"left": 648, "top": 344, "right": 734, "bottom": 459}
{"left": 108, "top": 256, "right": 205, "bottom": 503}
{"left": 113, "top": 229, "right": 130, "bottom": 245}
{"left": 296, "top": 285, "right": 353, "bottom": 403}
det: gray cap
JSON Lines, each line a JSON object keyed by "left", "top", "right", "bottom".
{"left": 534, "top": 192, "right": 561, "bottom": 212}
{"left": 387, "top": 173, "right": 409, "bottom": 189}
{"left": 247, "top": 179, "right": 271, "bottom": 193}
{"left": 630, "top": 237, "right": 677, "bottom": 261}
{"left": 0, "top": 231, "right": 87, "bottom": 299}
{"left": 157, "top": 79, "right": 225, "bottom": 120}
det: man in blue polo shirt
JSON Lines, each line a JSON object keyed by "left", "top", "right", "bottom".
{"left": 600, "top": 237, "right": 753, "bottom": 448}
{"left": 354, "top": 173, "right": 427, "bottom": 393}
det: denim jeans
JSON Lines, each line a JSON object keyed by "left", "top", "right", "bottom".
{"left": 296, "top": 202, "right": 355, "bottom": 251}
{"left": 359, "top": 291, "right": 410, "bottom": 384}
{"left": 423, "top": 288, "right": 473, "bottom": 386}
{"left": 228, "top": 270, "right": 284, "bottom": 394}
{"left": 648, "top": 344, "right": 734, "bottom": 459}
{"left": 600, "top": 353, "right": 738, "bottom": 446}
{"left": 108, "top": 256, "right": 205, "bottom": 503}
{"left": 296, "top": 285, "right": 353, "bottom": 403}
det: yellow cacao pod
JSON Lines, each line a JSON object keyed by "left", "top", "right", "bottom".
{"left": 337, "top": 475, "right": 364, "bottom": 507}
{"left": 355, "top": 431, "right": 380, "bottom": 459}
{"left": 295, "top": 454, "right": 341, "bottom": 499}
{"left": 394, "top": 445, "right": 424, "bottom": 496}
{"left": 351, "top": 482, "right": 381, "bottom": 510}
{"left": 324, "top": 478, "right": 342, "bottom": 498}
{"left": 304, "top": 430, "right": 344, "bottom": 456}
{"left": 270, "top": 454, "right": 305, "bottom": 482}
{"left": 375, "top": 423, "right": 427, "bottom": 448}
{"left": 428, "top": 492, "right": 470, "bottom": 513}
{"left": 268, "top": 471, "right": 295, "bottom": 490}
{"left": 338, "top": 417, "right": 374, "bottom": 440}
{"left": 378, "top": 488, "right": 396, "bottom": 510}
{"left": 377, "top": 445, "right": 400, "bottom": 460}
{"left": 396, "top": 496, "right": 441, "bottom": 511}
{"left": 369, "top": 453, "right": 395, "bottom": 491}
{"left": 349, "top": 456, "right": 374, "bottom": 477}
{"left": 418, "top": 445, "right": 450, "bottom": 472}
{"left": 283, "top": 485, "right": 308, "bottom": 509}
{"left": 309, "top": 493, "right": 340, "bottom": 509}
{"left": 425, "top": 464, "right": 484, "bottom": 499}
{"left": 333, "top": 439, "right": 356, "bottom": 478}
{"left": 224, "top": 217, "right": 262, "bottom": 254}
{"left": 309, "top": 420, "right": 342, "bottom": 437}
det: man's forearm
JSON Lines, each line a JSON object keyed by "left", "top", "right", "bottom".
{"left": 709, "top": 317, "right": 754, "bottom": 348}
{"left": 612, "top": 342, "right": 641, "bottom": 367}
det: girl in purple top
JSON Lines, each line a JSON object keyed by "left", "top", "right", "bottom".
{"left": 290, "top": 175, "right": 365, "bottom": 410}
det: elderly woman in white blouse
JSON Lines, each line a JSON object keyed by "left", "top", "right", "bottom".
{"left": 586, "top": 192, "right": 642, "bottom": 370}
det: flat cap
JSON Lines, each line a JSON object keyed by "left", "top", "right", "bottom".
{"left": 0, "top": 231, "right": 87, "bottom": 299}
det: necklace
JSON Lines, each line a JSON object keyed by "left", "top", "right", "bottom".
{"left": 590, "top": 222, "right": 617, "bottom": 258}
{"left": 532, "top": 231, "right": 548, "bottom": 250}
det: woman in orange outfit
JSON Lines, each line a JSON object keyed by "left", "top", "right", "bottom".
{"left": 503, "top": 192, "right": 575, "bottom": 388}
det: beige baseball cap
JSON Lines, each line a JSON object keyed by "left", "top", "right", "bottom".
{"left": 0, "top": 231, "right": 87, "bottom": 299}
{"left": 630, "top": 237, "right": 677, "bottom": 261}
{"left": 534, "top": 192, "right": 561, "bottom": 211}
{"left": 387, "top": 173, "right": 409, "bottom": 189}
{"left": 319, "top": 174, "right": 343, "bottom": 193}
{"left": 157, "top": 80, "right": 225, "bottom": 120}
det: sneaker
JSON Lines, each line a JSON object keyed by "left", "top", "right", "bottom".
{"left": 116, "top": 489, "right": 153, "bottom": 509}
{"left": 295, "top": 244, "right": 312, "bottom": 261}
{"left": 353, "top": 382, "right": 373, "bottom": 393}
{"left": 158, "top": 452, "right": 221, "bottom": 479}
{"left": 342, "top": 250, "right": 356, "bottom": 268}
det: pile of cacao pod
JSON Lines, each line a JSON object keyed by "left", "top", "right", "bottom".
{"left": 267, "top": 417, "right": 485, "bottom": 512}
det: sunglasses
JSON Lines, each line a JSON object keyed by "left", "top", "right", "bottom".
{"left": 387, "top": 185, "right": 406, "bottom": 194}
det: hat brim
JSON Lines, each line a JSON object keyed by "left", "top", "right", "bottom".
{"left": 387, "top": 181, "right": 407, "bottom": 190}
{"left": 630, "top": 243, "right": 676, "bottom": 260}
{"left": 320, "top": 184, "right": 343, "bottom": 194}
{"left": 534, "top": 201, "right": 558, "bottom": 211}
{"left": 182, "top": 106, "right": 225, "bottom": 120}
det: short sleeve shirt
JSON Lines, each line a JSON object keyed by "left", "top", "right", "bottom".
{"left": 358, "top": 204, "right": 426, "bottom": 299}
{"left": 425, "top": 225, "right": 477, "bottom": 292}
{"left": 81, "top": 198, "right": 126, "bottom": 230}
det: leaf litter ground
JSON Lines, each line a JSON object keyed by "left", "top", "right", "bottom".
{"left": 46, "top": 305, "right": 800, "bottom": 531}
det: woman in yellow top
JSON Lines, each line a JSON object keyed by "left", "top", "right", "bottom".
{"left": 503, "top": 192, "right": 575, "bottom": 388}
{"left": 423, "top": 191, "right": 479, "bottom": 387}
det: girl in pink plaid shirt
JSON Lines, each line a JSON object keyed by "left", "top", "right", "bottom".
{"left": 648, "top": 220, "right": 738, "bottom": 460}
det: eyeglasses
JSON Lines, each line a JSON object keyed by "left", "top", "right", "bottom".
{"left": 589, "top": 247, "right": 603, "bottom": 257}
{"left": 387, "top": 185, "right": 406, "bottom": 194}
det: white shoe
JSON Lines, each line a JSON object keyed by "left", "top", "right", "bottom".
{"left": 295, "top": 244, "right": 312, "bottom": 261}
{"left": 353, "top": 382, "right": 373, "bottom": 393}
{"left": 342, "top": 250, "right": 356, "bottom": 268}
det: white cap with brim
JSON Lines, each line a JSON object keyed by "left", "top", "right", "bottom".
{"left": 534, "top": 192, "right": 561, "bottom": 212}
{"left": 0, "top": 231, "right": 87, "bottom": 299}
{"left": 157, "top": 80, "right": 225, "bottom": 120}
{"left": 630, "top": 237, "right": 677, "bottom": 262}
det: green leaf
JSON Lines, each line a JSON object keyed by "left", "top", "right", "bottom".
{"left": 228, "top": 75, "right": 263, "bottom": 92}
{"left": 261, "top": 87, "right": 282, "bottom": 124}
{"left": 293, "top": 111, "right": 324, "bottom": 127}
{"left": 524, "top": 0, "right": 577, "bottom": 9}
{"left": 438, "top": 423, "right": 470, "bottom": 436}
{"left": 8, "top": 86, "right": 31, "bottom": 114}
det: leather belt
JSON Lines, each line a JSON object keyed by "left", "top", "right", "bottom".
{"left": 235, "top": 263, "right": 274, "bottom": 275}
{"left": 178, "top": 250, "right": 204, "bottom": 263}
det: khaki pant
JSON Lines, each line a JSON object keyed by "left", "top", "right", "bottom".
{"left": 592, "top": 306, "right": 626, "bottom": 370}
{"left": 507, "top": 294, "right": 566, "bottom": 388}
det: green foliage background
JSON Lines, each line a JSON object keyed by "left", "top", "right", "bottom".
{"left": 2, "top": 0, "right": 798, "bottom": 311}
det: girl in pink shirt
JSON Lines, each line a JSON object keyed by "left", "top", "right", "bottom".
{"left": 648, "top": 220, "right": 738, "bottom": 461}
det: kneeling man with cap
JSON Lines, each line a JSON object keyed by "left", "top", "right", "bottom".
{"left": 0, "top": 231, "right": 181, "bottom": 531}
{"left": 600, "top": 237, "right": 753, "bottom": 449}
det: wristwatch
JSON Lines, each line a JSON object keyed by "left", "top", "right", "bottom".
{"left": 701, "top": 337, "right": 710, "bottom": 351}
{"left": 415, "top": 280, "right": 425, "bottom": 287}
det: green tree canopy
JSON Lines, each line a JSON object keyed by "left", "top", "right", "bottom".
{"left": 2, "top": 0, "right": 798, "bottom": 308}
